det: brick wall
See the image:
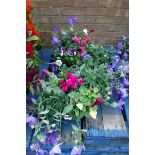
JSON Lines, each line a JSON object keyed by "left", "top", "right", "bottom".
{"left": 31, "top": 0, "right": 129, "bottom": 47}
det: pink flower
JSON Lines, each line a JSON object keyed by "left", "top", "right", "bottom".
{"left": 66, "top": 72, "right": 72, "bottom": 79}
{"left": 71, "top": 83, "right": 77, "bottom": 89}
{"left": 86, "top": 36, "right": 90, "bottom": 42}
{"left": 65, "top": 80, "right": 72, "bottom": 87}
{"left": 81, "top": 40, "right": 87, "bottom": 46}
{"left": 62, "top": 86, "right": 68, "bottom": 93}
{"left": 78, "top": 78, "right": 85, "bottom": 85}
{"left": 71, "top": 76, "right": 78, "bottom": 83}
{"left": 75, "top": 38, "right": 80, "bottom": 44}
{"left": 80, "top": 47, "right": 85, "bottom": 53}
{"left": 60, "top": 80, "right": 65, "bottom": 87}
{"left": 72, "top": 37, "right": 76, "bottom": 41}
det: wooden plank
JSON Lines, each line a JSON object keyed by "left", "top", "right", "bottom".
{"left": 124, "top": 97, "right": 129, "bottom": 124}
{"left": 85, "top": 104, "right": 128, "bottom": 138}
{"left": 39, "top": 49, "right": 52, "bottom": 75}
{"left": 26, "top": 127, "right": 33, "bottom": 150}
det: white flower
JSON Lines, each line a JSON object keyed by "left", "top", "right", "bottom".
{"left": 74, "top": 52, "right": 76, "bottom": 55}
{"left": 83, "top": 29, "right": 88, "bottom": 34}
{"left": 89, "top": 108, "right": 97, "bottom": 119}
{"left": 56, "top": 60, "right": 62, "bottom": 67}
{"left": 76, "top": 103, "right": 83, "bottom": 110}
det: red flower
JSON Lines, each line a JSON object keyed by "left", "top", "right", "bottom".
{"left": 88, "top": 29, "right": 95, "bottom": 35}
{"left": 90, "top": 96, "right": 103, "bottom": 107}
{"left": 81, "top": 40, "right": 87, "bottom": 46}
{"left": 26, "top": 70, "right": 38, "bottom": 83}
{"left": 26, "top": 0, "right": 33, "bottom": 19}
{"left": 26, "top": 42, "right": 33, "bottom": 58}
{"left": 80, "top": 47, "right": 85, "bottom": 53}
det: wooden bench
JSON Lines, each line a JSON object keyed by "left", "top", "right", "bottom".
{"left": 26, "top": 49, "right": 129, "bottom": 155}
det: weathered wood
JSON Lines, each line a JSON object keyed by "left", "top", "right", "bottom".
{"left": 124, "top": 97, "right": 129, "bottom": 124}
{"left": 85, "top": 105, "right": 128, "bottom": 138}
{"left": 26, "top": 127, "right": 33, "bottom": 149}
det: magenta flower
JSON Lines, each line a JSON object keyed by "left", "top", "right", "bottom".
{"left": 62, "top": 86, "right": 68, "bottom": 93}
{"left": 81, "top": 40, "right": 87, "bottom": 46}
{"left": 65, "top": 80, "right": 72, "bottom": 87}
{"left": 86, "top": 36, "right": 90, "bottom": 42}
{"left": 80, "top": 47, "right": 85, "bottom": 53}
{"left": 77, "top": 78, "right": 85, "bottom": 85}
{"left": 66, "top": 72, "right": 73, "bottom": 79}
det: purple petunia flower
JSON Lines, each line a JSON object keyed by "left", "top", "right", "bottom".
{"left": 120, "top": 88, "right": 128, "bottom": 98}
{"left": 82, "top": 54, "right": 91, "bottom": 59}
{"left": 114, "top": 55, "right": 120, "bottom": 64}
{"left": 36, "top": 149, "right": 47, "bottom": 155}
{"left": 71, "top": 146, "right": 82, "bottom": 155}
{"left": 51, "top": 27, "right": 59, "bottom": 32}
{"left": 26, "top": 114, "right": 37, "bottom": 127}
{"left": 69, "top": 48, "right": 76, "bottom": 55}
{"left": 122, "top": 64, "right": 129, "bottom": 73}
{"left": 118, "top": 41, "right": 123, "bottom": 50}
{"left": 49, "top": 144, "right": 62, "bottom": 155}
{"left": 121, "top": 77, "right": 129, "bottom": 87}
{"left": 118, "top": 99, "right": 125, "bottom": 111}
{"left": 61, "top": 47, "right": 66, "bottom": 53}
{"left": 50, "top": 64, "right": 58, "bottom": 72}
{"left": 46, "top": 130, "right": 58, "bottom": 145}
{"left": 67, "top": 17, "right": 77, "bottom": 24}
{"left": 51, "top": 36, "right": 60, "bottom": 44}
{"left": 123, "top": 52, "right": 128, "bottom": 60}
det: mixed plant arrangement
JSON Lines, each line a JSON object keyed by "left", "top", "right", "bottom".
{"left": 26, "top": 11, "right": 129, "bottom": 155}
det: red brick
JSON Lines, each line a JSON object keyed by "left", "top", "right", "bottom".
{"left": 124, "top": 0, "right": 129, "bottom": 9}
{"left": 62, "top": 8, "right": 85, "bottom": 16}
{"left": 98, "top": 0, "right": 124, "bottom": 8}
{"left": 34, "top": 16, "right": 50, "bottom": 24}
{"left": 33, "top": 8, "right": 60, "bottom": 16}
{"left": 49, "top": 0, "right": 97, "bottom": 7}
{"left": 85, "top": 8, "right": 128, "bottom": 17}
{"left": 35, "top": 1, "right": 50, "bottom": 8}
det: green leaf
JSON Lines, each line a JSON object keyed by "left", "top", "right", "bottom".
{"left": 39, "top": 110, "right": 49, "bottom": 115}
{"left": 80, "top": 64, "right": 86, "bottom": 71}
{"left": 29, "top": 85, "right": 34, "bottom": 95}
{"left": 39, "top": 80, "right": 46, "bottom": 87}
{"left": 31, "top": 98, "right": 36, "bottom": 104}
{"left": 62, "top": 104, "right": 73, "bottom": 114}
{"left": 36, "top": 134, "right": 45, "bottom": 142}
{"left": 26, "top": 35, "right": 40, "bottom": 42}
{"left": 75, "top": 110, "right": 79, "bottom": 117}
{"left": 71, "top": 124, "right": 80, "bottom": 132}
{"left": 42, "top": 120, "right": 49, "bottom": 125}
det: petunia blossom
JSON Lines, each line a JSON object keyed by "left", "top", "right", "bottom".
{"left": 71, "top": 146, "right": 82, "bottom": 155}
